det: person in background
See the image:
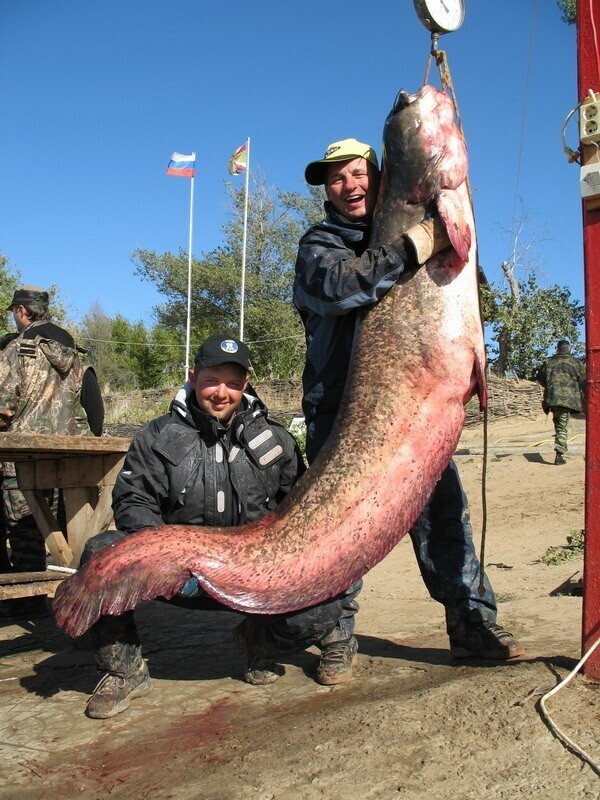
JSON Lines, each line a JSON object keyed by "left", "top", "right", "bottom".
{"left": 0, "top": 285, "right": 104, "bottom": 617}
{"left": 536, "top": 340, "right": 586, "bottom": 465}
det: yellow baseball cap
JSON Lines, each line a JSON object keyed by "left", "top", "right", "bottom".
{"left": 304, "top": 138, "right": 379, "bottom": 186}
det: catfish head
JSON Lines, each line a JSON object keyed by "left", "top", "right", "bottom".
{"left": 372, "top": 85, "right": 471, "bottom": 260}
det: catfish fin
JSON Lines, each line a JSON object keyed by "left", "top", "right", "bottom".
{"left": 53, "top": 531, "right": 192, "bottom": 638}
{"left": 437, "top": 188, "right": 472, "bottom": 262}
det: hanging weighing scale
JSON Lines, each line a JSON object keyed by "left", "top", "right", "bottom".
{"left": 413, "top": 0, "right": 465, "bottom": 69}
{"left": 411, "top": 0, "right": 466, "bottom": 116}
{"left": 413, "top": 0, "right": 465, "bottom": 35}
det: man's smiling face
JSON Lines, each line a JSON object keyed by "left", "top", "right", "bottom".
{"left": 324, "top": 157, "right": 379, "bottom": 222}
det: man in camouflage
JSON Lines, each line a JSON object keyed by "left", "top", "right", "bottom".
{"left": 536, "top": 340, "right": 586, "bottom": 465}
{"left": 0, "top": 285, "right": 104, "bottom": 616}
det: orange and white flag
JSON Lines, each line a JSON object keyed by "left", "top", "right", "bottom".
{"left": 228, "top": 143, "right": 247, "bottom": 175}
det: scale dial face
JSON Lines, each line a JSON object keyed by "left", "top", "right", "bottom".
{"left": 413, "top": 0, "right": 465, "bottom": 33}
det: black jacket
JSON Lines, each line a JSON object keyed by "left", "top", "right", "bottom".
{"left": 293, "top": 201, "right": 409, "bottom": 424}
{"left": 112, "top": 392, "right": 305, "bottom": 533}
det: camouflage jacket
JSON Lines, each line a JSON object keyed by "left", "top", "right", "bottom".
{"left": 0, "top": 324, "right": 92, "bottom": 475}
{"left": 536, "top": 352, "right": 586, "bottom": 413}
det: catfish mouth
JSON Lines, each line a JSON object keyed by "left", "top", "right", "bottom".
{"left": 384, "top": 89, "right": 415, "bottom": 127}
{"left": 391, "top": 89, "right": 413, "bottom": 115}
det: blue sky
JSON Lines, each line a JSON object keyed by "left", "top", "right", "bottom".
{"left": 0, "top": 1, "right": 581, "bottom": 327}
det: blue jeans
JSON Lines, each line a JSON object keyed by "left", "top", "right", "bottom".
{"left": 408, "top": 460, "right": 496, "bottom": 632}
{"left": 307, "top": 417, "right": 497, "bottom": 635}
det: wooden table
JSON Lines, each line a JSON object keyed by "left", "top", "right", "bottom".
{"left": 0, "top": 432, "right": 131, "bottom": 599}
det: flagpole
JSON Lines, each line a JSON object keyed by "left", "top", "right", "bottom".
{"left": 239, "top": 136, "right": 250, "bottom": 341}
{"left": 185, "top": 173, "right": 194, "bottom": 377}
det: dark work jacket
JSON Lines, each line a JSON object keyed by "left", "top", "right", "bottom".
{"left": 112, "top": 392, "right": 305, "bottom": 534}
{"left": 293, "top": 201, "right": 410, "bottom": 425}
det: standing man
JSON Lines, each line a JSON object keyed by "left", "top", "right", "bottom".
{"left": 293, "top": 139, "right": 523, "bottom": 675}
{"left": 536, "top": 340, "right": 586, "bottom": 464}
{"left": 0, "top": 285, "right": 104, "bottom": 616}
{"left": 80, "top": 334, "right": 357, "bottom": 719}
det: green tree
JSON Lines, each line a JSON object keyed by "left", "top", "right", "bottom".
{"left": 133, "top": 176, "right": 324, "bottom": 380}
{"left": 76, "top": 302, "right": 115, "bottom": 391}
{"left": 0, "top": 254, "right": 21, "bottom": 336}
{"left": 482, "top": 273, "right": 584, "bottom": 379}
{"left": 78, "top": 303, "right": 186, "bottom": 392}
{"left": 557, "top": 0, "right": 576, "bottom": 23}
{"left": 146, "top": 323, "right": 185, "bottom": 388}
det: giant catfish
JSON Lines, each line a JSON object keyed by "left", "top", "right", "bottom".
{"left": 53, "top": 85, "right": 486, "bottom": 639}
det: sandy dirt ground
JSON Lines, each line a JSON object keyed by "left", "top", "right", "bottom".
{"left": 1, "top": 413, "right": 598, "bottom": 800}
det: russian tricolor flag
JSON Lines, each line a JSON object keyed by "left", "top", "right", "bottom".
{"left": 167, "top": 152, "right": 196, "bottom": 178}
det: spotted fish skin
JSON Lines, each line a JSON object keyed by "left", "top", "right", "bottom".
{"left": 53, "top": 86, "right": 485, "bottom": 639}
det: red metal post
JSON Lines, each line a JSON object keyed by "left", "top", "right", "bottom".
{"left": 578, "top": 0, "right": 600, "bottom": 681}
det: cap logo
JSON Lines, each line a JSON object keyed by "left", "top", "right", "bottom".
{"left": 324, "top": 145, "right": 341, "bottom": 158}
{"left": 220, "top": 340, "right": 239, "bottom": 354}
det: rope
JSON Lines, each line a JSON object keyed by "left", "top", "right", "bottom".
{"left": 430, "top": 43, "right": 488, "bottom": 592}
{"left": 479, "top": 403, "right": 489, "bottom": 595}
{"left": 538, "top": 635, "right": 600, "bottom": 776}
{"left": 531, "top": 433, "right": 584, "bottom": 448}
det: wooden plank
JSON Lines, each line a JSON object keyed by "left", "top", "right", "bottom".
{"left": 15, "top": 452, "right": 125, "bottom": 490}
{"left": 0, "top": 580, "right": 62, "bottom": 600}
{"left": 63, "top": 487, "right": 96, "bottom": 567}
{"left": 21, "top": 489, "right": 74, "bottom": 566}
{"left": 569, "top": 570, "right": 584, "bottom": 588}
{"left": 85, "top": 487, "right": 116, "bottom": 538}
{"left": 0, "top": 571, "right": 64, "bottom": 585}
{"left": 0, "top": 432, "right": 131, "bottom": 461}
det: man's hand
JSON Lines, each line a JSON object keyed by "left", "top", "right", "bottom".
{"left": 403, "top": 216, "right": 451, "bottom": 265}
{"left": 178, "top": 576, "right": 200, "bottom": 598}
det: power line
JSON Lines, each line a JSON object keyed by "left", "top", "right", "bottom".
{"left": 246, "top": 333, "right": 304, "bottom": 345}
{"left": 508, "top": 0, "right": 538, "bottom": 266}
{"left": 77, "top": 332, "right": 305, "bottom": 349}
{"left": 78, "top": 336, "right": 185, "bottom": 349}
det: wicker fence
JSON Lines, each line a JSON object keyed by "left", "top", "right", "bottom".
{"left": 464, "top": 374, "right": 543, "bottom": 427}
{"left": 253, "top": 375, "right": 544, "bottom": 426}
{"left": 103, "top": 374, "right": 544, "bottom": 437}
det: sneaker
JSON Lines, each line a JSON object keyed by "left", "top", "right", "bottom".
{"left": 449, "top": 620, "right": 524, "bottom": 660}
{"left": 554, "top": 452, "right": 566, "bottom": 465}
{"left": 316, "top": 637, "right": 358, "bottom": 686}
{"left": 85, "top": 662, "right": 152, "bottom": 719}
{"left": 234, "top": 619, "right": 284, "bottom": 685}
{"left": 243, "top": 653, "right": 284, "bottom": 686}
